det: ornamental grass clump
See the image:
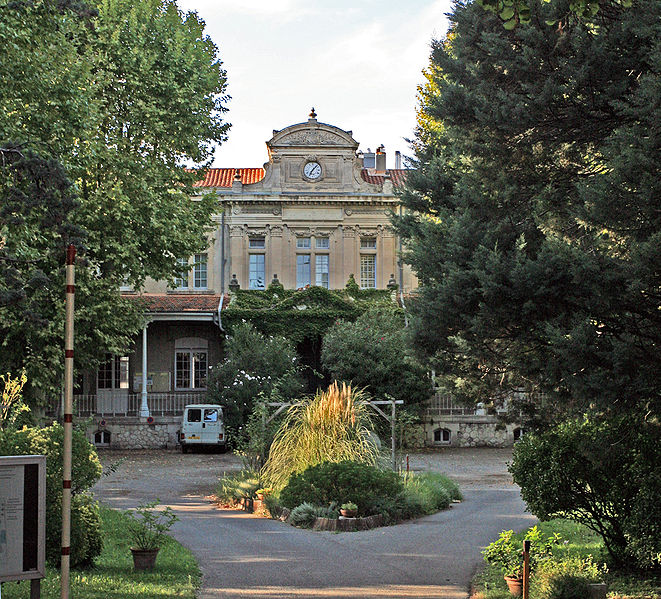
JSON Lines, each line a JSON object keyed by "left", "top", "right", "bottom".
{"left": 261, "top": 382, "right": 379, "bottom": 490}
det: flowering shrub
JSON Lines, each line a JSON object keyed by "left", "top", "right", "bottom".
{"left": 206, "top": 322, "right": 303, "bottom": 435}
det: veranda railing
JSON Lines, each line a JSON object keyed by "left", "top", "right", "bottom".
{"left": 55, "top": 393, "right": 206, "bottom": 417}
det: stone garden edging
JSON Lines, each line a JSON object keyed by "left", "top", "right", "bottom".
{"left": 312, "top": 514, "right": 384, "bottom": 531}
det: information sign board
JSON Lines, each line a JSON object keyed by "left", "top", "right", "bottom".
{"left": 0, "top": 455, "right": 46, "bottom": 583}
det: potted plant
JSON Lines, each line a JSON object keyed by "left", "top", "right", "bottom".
{"left": 127, "top": 500, "right": 178, "bottom": 571}
{"left": 482, "top": 527, "right": 560, "bottom": 596}
{"left": 255, "top": 488, "right": 272, "bottom": 501}
{"left": 340, "top": 501, "right": 358, "bottom": 518}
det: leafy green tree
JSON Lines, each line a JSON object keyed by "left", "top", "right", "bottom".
{"left": 206, "top": 322, "right": 304, "bottom": 435}
{"left": 0, "top": 144, "right": 142, "bottom": 399}
{"left": 75, "top": 0, "right": 229, "bottom": 287}
{"left": 0, "top": 0, "right": 230, "bottom": 401}
{"left": 395, "top": 0, "right": 661, "bottom": 424}
{"left": 321, "top": 306, "right": 433, "bottom": 409}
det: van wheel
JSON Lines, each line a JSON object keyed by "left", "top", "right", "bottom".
{"left": 181, "top": 445, "right": 188, "bottom": 454}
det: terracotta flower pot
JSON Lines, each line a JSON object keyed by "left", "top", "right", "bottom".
{"left": 504, "top": 575, "right": 523, "bottom": 597}
{"left": 131, "top": 547, "right": 159, "bottom": 571}
{"left": 340, "top": 508, "right": 357, "bottom": 518}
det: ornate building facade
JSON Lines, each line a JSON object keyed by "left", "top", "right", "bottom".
{"left": 76, "top": 112, "right": 415, "bottom": 444}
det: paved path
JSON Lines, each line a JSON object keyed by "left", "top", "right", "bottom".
{"left": 93, "top": 449, "right": 535, "bottom": 599}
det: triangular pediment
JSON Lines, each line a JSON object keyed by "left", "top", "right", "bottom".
{"left": 269, "top": 121, "right": 358, "bottom": 150}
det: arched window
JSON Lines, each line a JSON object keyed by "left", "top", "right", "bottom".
{"left": 94, "top": 430, "right": 111, "bottom": 446}
{"left": 433, "top": 428, "right": 451, "bottom": 445}
{"left": 513, "top": 427, "right": 525, "bottom": 442}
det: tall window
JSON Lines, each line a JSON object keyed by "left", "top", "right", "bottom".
{"left": 193, "top": 254, "right": 207, "bottom": 289}
{"left": 174, "top": 257, "right": 189, "bottom": 289}
{"left": 360, "top": 255, "right": 376, "bottom": 289}
{"left": 315, "top": 255, "right": 329, "bottom": 288}
{"left": 175, "top": 350, "right": 207, "bottom": 389}
{"left": 297, "top": 254, "right": 311, "bottom": 288}
{"left": 97, "top": 355, "right": 129, "bottom": 389}
{"left": 249, "top": 254, "right": 265, "bottom": 289}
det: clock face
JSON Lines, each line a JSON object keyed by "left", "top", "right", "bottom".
{"left": 304, "top": 161, "right": 322, "bottom": 180}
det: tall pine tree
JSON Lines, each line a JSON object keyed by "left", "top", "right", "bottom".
{"left": 396, "top": 0, "right": 661, "bottom": 425}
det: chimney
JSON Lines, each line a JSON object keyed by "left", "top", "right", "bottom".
{"left": 362, "top": 148, "right": 375, "bottom": 169}
{"left": 375, "top": 144, "right": 386, "bottom": 173}
{"left": 232, "top": 170, "right": 242, "bottom": 193}
{"left": 395, "top": 150, "right": 402, "bottom": 169}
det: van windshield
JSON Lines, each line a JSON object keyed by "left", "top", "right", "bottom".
{"left": 187, "top": 409, "right": 202, "bottom": 422}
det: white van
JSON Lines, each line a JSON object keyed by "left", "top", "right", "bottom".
{"left": 180, "top": 404, "right": 226, "bottom": 453}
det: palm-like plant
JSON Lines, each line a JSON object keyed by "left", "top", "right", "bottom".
{"left": 261, "top": 382, "right": 379, "bottom": 490}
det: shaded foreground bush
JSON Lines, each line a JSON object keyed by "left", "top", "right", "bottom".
{"left": 0, "top": 423, "right": 103, "bottom": 567}
{"left": 510, "top": 416, "right": 661, "bottom": 570}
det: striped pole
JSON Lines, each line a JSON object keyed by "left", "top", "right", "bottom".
{"left": 61, "top": 244, "right": 76, "bottom": 599}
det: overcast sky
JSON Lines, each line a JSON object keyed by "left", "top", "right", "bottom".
{"left": 176, "top": 0, "right": 452, "bottom": 169}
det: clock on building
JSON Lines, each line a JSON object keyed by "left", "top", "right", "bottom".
{"left": 303, "top": 161, "right": 322, "bottom": 180}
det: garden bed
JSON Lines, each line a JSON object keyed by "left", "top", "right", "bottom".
{"left": 471, "top": 519, "right": 661, "bottom": 599}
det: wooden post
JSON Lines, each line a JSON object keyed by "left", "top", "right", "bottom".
{"left": 30, "top": 579, "right": 41, "bottom": 599}
{"left": 522, "top": 539, "right": 530, "bottom": 599}
{"left": 367, "top": 400, "right": 403, "bottom": 472}
{"left": 61, "top": 244, "right": 75, "bottom": 599}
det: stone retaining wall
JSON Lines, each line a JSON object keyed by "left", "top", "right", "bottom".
{"left": 423, "top": 415, "right": 524, "bottom": 448}
{"left": 85, "top": 416, "right": 181, "bottom": 449}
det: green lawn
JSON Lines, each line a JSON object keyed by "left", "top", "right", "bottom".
{"left": 1, "top": 507, "right": 200, "bottom": 599}
{"left": 472, "top": 520, "right": 661, "bottom": 599}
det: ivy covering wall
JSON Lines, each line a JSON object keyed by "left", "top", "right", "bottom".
{"left": 222, "top": 283, "right": 399, "bottom": 343}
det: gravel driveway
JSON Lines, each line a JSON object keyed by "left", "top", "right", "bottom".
{"left": 93, "top": 448, "right": 535, "bottom": 598}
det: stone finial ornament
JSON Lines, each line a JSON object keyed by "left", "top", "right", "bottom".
{"left": 229, "top": 274, "right": 240, "bottom": 292}
{"left": 309, "top": 107, "right": 317, "bottom": 119}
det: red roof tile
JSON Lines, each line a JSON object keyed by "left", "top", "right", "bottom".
{"left": 123, "top": 293, "right": 229, "bottom": 313}
{"left": 360, "top": 168, "right": 408, "bottom": 188}
{"left": 189, "top": 167, "right": 408, "bottom": 189}
{"left": 191, "top": 168, "right": 265, "bottom": 188}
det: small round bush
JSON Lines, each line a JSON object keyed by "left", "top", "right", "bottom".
{"left": 547, "top": 574, "right": 591, "bottom": 599}
{"left": 288, "top": 503, "right": 318, "bottom": 528}
{"left": 279, "top": 460, "right": 403, "bottom": 514}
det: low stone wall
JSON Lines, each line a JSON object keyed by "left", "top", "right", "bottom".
{"left": 86, "top": 416, "right": 181, "bottom": 449}
{"left": 424, "top": 415, "right": 524, "bottom": 448}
